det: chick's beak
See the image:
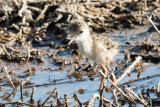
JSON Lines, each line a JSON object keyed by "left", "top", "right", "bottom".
{"left": 68, "top": 36, "right": 76, "bottom": 45}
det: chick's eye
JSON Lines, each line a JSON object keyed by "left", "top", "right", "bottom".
{"left": 80, "top": 31, "right": 83, "bottom": 33}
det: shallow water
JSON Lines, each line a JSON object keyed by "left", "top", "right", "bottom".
{"left": 0, "top": 26, "right": 160, "bottom": 106}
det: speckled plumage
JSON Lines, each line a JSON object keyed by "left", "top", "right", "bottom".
{"left": 68, "top": 20, "right": 119, "bottom": 65}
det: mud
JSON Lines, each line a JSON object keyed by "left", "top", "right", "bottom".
{"left": 0, "top": 0, "right": 160, "bottom": 107}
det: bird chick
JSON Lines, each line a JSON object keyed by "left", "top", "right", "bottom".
{"left": 68, "top": 20, "right": 119, "bottom": 91}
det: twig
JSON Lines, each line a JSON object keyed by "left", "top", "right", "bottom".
{"left": 108, "top": 79, "right": 134, "bottom": 102}
{"left": 87, "top": 93, "right": 115, "bottom": 107}
{"left": 144, "top": 0, "right": 148, "bottom": 11}
{"left": 103, "top": 98, "right": 115, "bottom": 107}
{"left": 112, "top": 90, "right": 119, "bottom": 107}
{"left": 36, "top": 4, "right": 49, "bottom": 21}
{"left": 147, "top": 87, "right": 150, "bottom": 97}
{"left": 30, "top": 87, "right": 35, "bottom": 104}
{"left": 53, "top": 88, "right": 61, "bottom": 106}
{"left": 87, "top": 93, "right": 100, "bottom": 107}
{"left": 128, "top": 87, "right": 148, "bottom": 106}
{"left": 99, "top": 86, "right": 105, "bottom": 107}
{"left": 98, "top": 69, "right": 133, "bottom": 102}
{"left": 20, "top": 77, "right": 31, "bottom": 102}
{"left": 145, "top": 13, "right": 160, "bottom": 35}
{"left": 118, "top": 73, "right": 160, "bottom": 86}
{"left": 36, "top": 1, "right": 55, "bottom": 21}
{"left": 128, "top": 93, "right": 136, "bottom": 103}
{"left": 42, "top": 87, "right": 58, "bottom": 107}
{"left": 22, "top": 77, "right": 31, "bottom": 85}
{"left": 126, "top": 86, "right": 147, "bottom": 105}
{"left": 157, "top": 79, "right": 160, "bottom": 93}
{"left": 124, "top": 86, "right": 136, "bottom": 104}
{"left": 55, "top": 1, "right": 113, "bottom": 6}
{"left": 137, "top": 88, "right": 145, "bottom": 100}
{"left": 137, "top": 70, "right": 142, "bottom": 79}
{"left": 116, "top": 56, "right": 142, "bottom": 83}
{"left": 4, "top": 89, "right": 16, "bottom": 100}
{"left": 27, "top": 47, "right": 30, "bottom": 61}
{"left": 27, "top": 6, "right": 42, "bottom": 12}
{"left": 2, "top": 67, "right": 15, "bottom": 89}
{"left": 73, "top": 92, "right": 82, "bottom": 107}
{"left": 37, "top": 99, "right": 42, "bottom": 107}
{"left": 18, "top": 0, "right": 27, "bottom": 17}
{"left": 98, "top": 70, "right": 106, "bottom": 79}
{"left": 1, "top": 45, "right": 11, "bottom": 59}
{"left": 31, "top": 87, "right": 35, "bottom": 100}
{"left": 13, "top": 0, "right": 19, "bottom": 7}
{"left": 5, "top": 101, "right": 37, "bottom": 107}
{"left": 149, "top": 99, "right": 152, "bottom": 107}
{"left": 20, "top": 81, "right": 23, "bottom": 102}
{"left": 5, "top": 12, "right": 9, "bottom": 28}
{"left": 64, "top": 94, "right": 68, "bottom": 107}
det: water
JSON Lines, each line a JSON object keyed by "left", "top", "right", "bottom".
{"left": 0, "top": 26, "right": 160, "bottom": 106}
